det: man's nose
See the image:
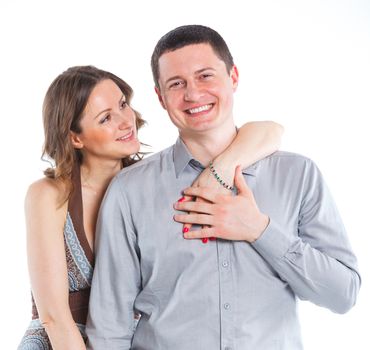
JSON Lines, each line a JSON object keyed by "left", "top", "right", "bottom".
{"left": 184, "top": 81, "right": 204, "bottom": 102}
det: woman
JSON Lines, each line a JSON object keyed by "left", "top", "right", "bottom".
{"left": 18, "top": 65, "right": 283, "bottom": 349}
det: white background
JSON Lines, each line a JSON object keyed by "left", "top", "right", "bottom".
{"left": 1, "top": 0, "right": 369, "bottom": 349}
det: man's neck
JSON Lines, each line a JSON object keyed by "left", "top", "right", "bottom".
{"left": 180, "top": 124, "right": 237, "bottom": 165}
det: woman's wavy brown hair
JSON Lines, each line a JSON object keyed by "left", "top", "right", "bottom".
{"left": 42, "top": 65, "right": 146, "bottom": 201}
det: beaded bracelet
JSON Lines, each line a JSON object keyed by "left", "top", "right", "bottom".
{"left": 209, "top": 161, "right": 235, "bottom": 191}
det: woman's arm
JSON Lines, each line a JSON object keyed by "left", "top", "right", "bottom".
{"left": 25, "top": 179, "right": 86, "bottom": 350}
{"left": 193, "top": 121, "right": 284, "bottom": 189}
{"left": 181, "top": 121, "right": 283, "bottom": 237}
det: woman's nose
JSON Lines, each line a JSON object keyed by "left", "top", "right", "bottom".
{"left": 117, "top": 111, "right": 131, "bottom": 129}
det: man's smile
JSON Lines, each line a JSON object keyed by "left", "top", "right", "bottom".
{"left": 185, "top": 103, "right": 214, "bottom": 115}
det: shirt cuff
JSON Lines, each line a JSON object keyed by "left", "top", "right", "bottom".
{"left": 251, "top": 218, "right": 297, "bottom": 261}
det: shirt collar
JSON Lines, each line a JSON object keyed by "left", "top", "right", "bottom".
{"left": 173, "top": 137, "right": 257, "bottom": 178}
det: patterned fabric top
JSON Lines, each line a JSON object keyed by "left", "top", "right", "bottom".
{"left": 31, "top": 164, "right": 94, "bottom": 324}
{"left": 64, "top": 163, "right": 94, "bottom": 291}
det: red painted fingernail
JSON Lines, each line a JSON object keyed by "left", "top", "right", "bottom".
{"left": 183, "top": 227, "right": 189, "bottom": 233}
{"left": 202, "top": 237, "right": 208, "bottom": 244}
{"left": 178, "top": 197, "right": 186, "bottom": 202}
{"left": 209, "top": 237, "right": 216, "bottom": 241}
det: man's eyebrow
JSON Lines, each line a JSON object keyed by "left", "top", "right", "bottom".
{"left": 164, "top": 68, "right": 216, "bottom": 85}
{"left": 195, "top": 67, "right": 216, "bottom": 74}
{"left": 164, "top": 75, "right": 183, "bottom": 85}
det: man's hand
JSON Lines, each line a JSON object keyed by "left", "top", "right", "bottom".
{"left": 174, "top": 166, "right": 269, "bottom": 243}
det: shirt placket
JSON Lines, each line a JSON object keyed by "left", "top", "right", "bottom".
{"left": 217, "top": 239, "right": 235, "bottom": 350}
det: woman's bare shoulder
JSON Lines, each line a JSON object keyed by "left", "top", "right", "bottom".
{"left": 25, "top": 177, "right": 68, "bottom": 209}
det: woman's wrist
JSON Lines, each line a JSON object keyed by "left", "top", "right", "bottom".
{"left": 208, "top": 155, "right": 237, "bottom": 189}
{"left": 209, "top": 161, "right": 235, "bottom": 191}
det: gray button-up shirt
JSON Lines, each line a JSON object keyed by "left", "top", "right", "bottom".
{"left": 86, "top": 138, "right": 360, "bottom": 350}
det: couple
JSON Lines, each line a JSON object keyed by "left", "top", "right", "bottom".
{"left": 19, "top": 25, "right": 360, "bottom": 349}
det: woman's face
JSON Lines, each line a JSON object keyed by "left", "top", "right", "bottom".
{"left": 72, "top": 79, "right": 140, "bottom": 162}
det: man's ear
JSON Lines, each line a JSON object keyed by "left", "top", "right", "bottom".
{"left": 155, "top": 86, "right": 167, "bottom": 110}
{"left": 70, "top": 131, "right": 84, "bottom": 149}
{"left": 230, "top": 65, "right": 239, "bottom": 91}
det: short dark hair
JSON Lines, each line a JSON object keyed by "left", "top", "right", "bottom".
{"left": 151, "top": 25, "right": 234, "bottom": 88}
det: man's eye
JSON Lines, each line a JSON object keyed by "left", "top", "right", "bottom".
{"left": 201, "top": 73, "right": 213, "bottom": 79}
{"left": 169, "top": 81, "right": 184, "bottom": 89}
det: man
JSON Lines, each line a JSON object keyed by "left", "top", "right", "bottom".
{"left": 86, "top": 25, "right": 360, "bottom": 349}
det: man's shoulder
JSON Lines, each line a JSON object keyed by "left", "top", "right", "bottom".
{"left": 262, "top": 150, "right": 314, "bottom": 164}
{"left": 256, "top": 150, "right": 318, "bottom": 174}
{"left": 116, "top": 145, "right": 174, "bottom": 180}
{"left": 253, "top": 151, "right": 324, "bottom": 192}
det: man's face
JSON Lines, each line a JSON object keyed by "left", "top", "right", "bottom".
{"left": 156, "top": 43, "right": 238, "bottom": 138}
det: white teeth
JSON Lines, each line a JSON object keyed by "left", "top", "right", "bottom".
{"left": 117, "top": 130, "right": 133, "bottom": 140}
{"left": 188, "top": 104, "right": 212, "bottom": 114}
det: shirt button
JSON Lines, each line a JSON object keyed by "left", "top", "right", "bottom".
{"left": 224, "top": 303, "right": 231, "bottom": 310}
{"left": 222, "top": 260, "right": 229, "bottom": 268}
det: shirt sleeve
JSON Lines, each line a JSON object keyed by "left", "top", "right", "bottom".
{"left": 252, "top": 159, "right": 361, "bottom": 314}
{"left": 86, "top": 176, "right": 140, "bottom": 349}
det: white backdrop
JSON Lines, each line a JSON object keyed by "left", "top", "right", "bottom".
{"left": 1, "top": 0, "right": 369, "bottom": 349}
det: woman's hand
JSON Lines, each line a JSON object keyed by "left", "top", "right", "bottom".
{"left": 175, "top": 121, "right": 282, "bottom": 243}
{"left": 180, "top": 164, "right": 233, "bottom": 242}
{"left": 174, "top": 166, "right": 269, "bottom": 243}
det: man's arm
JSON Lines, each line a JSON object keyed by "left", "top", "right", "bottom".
{"left": 251, "top": 159, "right": 361, "bottom": 313}
{"left": 175, "top": 163, "right": 360, "bottom": 313}
{"left": 86, "top": 177, "right": 140, "bottom": 349}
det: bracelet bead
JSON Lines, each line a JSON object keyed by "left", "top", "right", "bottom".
{"left": 209, "top": 161, "right": 235, "bottom": 191}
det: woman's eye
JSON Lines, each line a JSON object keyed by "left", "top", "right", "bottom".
{"left": 100, "top": 114, "right": 111, "bottom": 124}
{"left": 120, "top": 100, "right": 127, "bottom": 109}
